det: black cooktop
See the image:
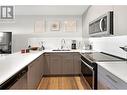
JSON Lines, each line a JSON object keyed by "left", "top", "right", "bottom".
{"left": 81, "top": 52, "right": 125, "bottom": 62}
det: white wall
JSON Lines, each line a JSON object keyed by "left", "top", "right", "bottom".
{"left": 0, "top": 15, "right": 82, "bottom": 36}
{"left": 0, "top": 15, "right": 82, "bottom": 52}
{"left": 113, "top": 5, "right": 127, "bottom": 36}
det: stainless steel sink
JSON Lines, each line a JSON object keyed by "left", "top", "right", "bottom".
{"left": 52, "top": 49, "right": 71, "bottom": 51}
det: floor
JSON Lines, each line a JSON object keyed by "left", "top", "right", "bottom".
{"left": 38, "top": 76, "right": 89, "bottom": 90}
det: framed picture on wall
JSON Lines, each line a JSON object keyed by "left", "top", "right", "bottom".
{"left": 34, "top": 20, "right": 45, "bottom": 33}
{"left": 50, "top": 21, "right": 60, "bottom": 31}
{"left": 63, "top": 20, "right": 76, "bottom": 32}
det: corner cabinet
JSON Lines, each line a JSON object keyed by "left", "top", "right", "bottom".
{"left": 98, "top": 65, "right": 127, "bottom": 89}
{"left": 27, "top": 55, "right": 44, "bottom": 89}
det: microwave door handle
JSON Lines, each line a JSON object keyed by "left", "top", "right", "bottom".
{"left": 99, "top": 18, "right": 103, "bottom": 32}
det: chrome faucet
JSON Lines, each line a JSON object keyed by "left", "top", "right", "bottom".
{"left": 61, "top": 39, "right": 65, "bottom": 50}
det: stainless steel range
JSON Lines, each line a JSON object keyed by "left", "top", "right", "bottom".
{"left": 80, "top": 52, "right": 126, "bottom": 90}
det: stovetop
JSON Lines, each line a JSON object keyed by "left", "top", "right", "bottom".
{"left": 81, "top": 52, "right": 126, "bottom": 62}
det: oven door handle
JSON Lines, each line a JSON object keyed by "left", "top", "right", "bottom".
{"left": 80, "top": 58, "right": 94, "bottom": 70}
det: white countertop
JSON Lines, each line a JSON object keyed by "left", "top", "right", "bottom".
{"left": 97, "top": 61, "right": 127, "bottom": 83}
{"left": 0, "top": 51, "right": 44, "bottom": 85}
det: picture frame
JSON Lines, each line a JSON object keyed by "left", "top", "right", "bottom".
{"left": 63, "top": 20, "right": 76, "bottom": 32}
{"left": 34, "top": 20, "right": 45, "bottom": 33}
{"left": 50, "top": 21, "right": 60, "bottom": 31}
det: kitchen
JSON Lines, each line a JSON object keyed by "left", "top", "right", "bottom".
{"left": 0, "top": 5, "right": 127, "bottom": 90}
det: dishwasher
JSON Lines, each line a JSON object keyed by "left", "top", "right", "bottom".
{"left": 0, "top": 66, "right": 28, "bottom": 89}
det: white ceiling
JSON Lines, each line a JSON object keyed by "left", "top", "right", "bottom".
{"left": 15, "top": 5, "right": 89, "bottom": 15}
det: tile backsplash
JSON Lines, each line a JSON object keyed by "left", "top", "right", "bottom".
{"left": 28, "top": 37, "right": 82, "bottom": 50}
{"left": 89, "top": 35, "right": 127, "bottom": 59}
{"left": 28, "top": 35, "right": 127, "bottom": 59}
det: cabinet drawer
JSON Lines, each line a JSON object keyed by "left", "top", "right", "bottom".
{"left": 98, "top": 65, "right": 127, "bottom": 89}
{"left": 98, "top": 72, "right": 116, "bottom": 89}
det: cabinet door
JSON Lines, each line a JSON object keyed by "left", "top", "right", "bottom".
{"left": 27, "top": 60, "right": 38, "bottom": 89}
{"left": 44, "top": 53, "right": 50, "bottom": 75}
{"left": 73, "top": 53, "right": 81, "bottom": 75}
{"left": 41, "top": 55, "right": 44, "bottom": 76}
{"left": 98, "top": 73, "right": 114, "bottom": 89}
{"left": 98, "top": 65, "right": 127, "bottom": 89}
{"left": 50, "top": 53, "right": 62, "bottom": 75}
{"left": 10, "top": 73, "right": 27, "bottom": 89}
{"left": 98, "top": 65, "right": 116, "bottom": 89}
{"left": 38, "top": 55, "right": 43, "bottom": 79}
{"left": 27, "top": 55, "right": 43, "bottom": 89}
{"left": 62, "top": 53, "right": 73, "bottom": 75}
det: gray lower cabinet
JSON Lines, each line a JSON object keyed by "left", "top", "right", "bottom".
{"left": 9, "top": 52, "right": 81, "bottom": 89}
{"left": 10, "top": 52, "right": 80, "bottom": 89}
{"left": 98, "top": 72, "right": 115, "bottom": 89}
{"left": 44, "top": 53, "right": 63, "bottom": 75}
{"left": 44, "top": 53, "right": 51, "bottom": 75}
{"left": 98, "top": 65, "right": 127, "bottom": 89}
{"left": 62, "top": 53, "right": 73, "bottom": 75}
{"left": 10, "top": 73, "right": 27, "bottom": 89}
{"left": 73, "top": 53, "right": 81, "bottom": 75}
{"left": 50, "top": 53, "right": 62, "bottom": 75}
{"left": 27, "top": 55, "right": 43, "bottom": 89}
{"left": 44, "top": 52, "right": 81, "bottom": 75}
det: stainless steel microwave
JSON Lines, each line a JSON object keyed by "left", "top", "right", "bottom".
{"left": 89, "top": 11, "right": 113, "bottom": 37}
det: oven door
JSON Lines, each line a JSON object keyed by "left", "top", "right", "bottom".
{"left": 81, "top": 58, "right": 95, "bottom": 89}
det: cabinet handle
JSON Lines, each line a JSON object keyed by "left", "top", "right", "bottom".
{"left": 106, "top": 75, "right": 118, "bottom": 83}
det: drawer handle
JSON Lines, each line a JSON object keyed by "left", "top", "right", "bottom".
{"left": 106, "top": 75, "right": 118, "bottom": 83}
